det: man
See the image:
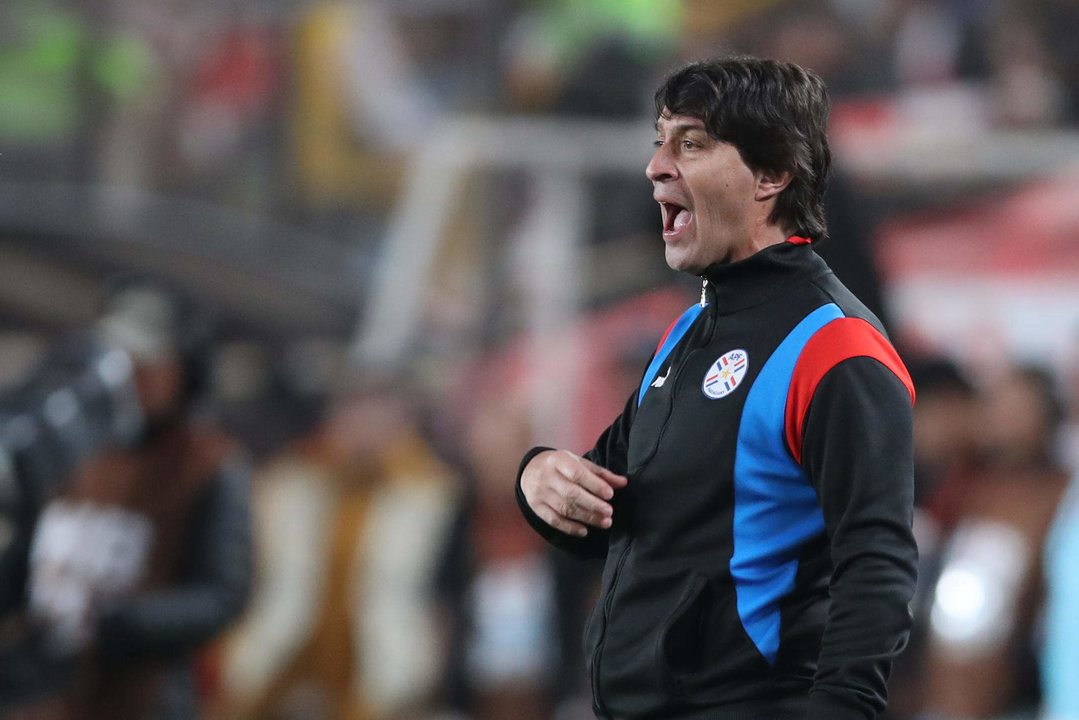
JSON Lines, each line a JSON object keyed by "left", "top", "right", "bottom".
{"left": 516, "top": 57, "right": 917, "bottom": 720}
{"left": 4, "top": 280, "right": 252, "bottom": 719}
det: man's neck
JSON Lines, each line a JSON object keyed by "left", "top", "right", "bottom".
{"left": 728, "top": 223, "right": 793, "bottom": 264}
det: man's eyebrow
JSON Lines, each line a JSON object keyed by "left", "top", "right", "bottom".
{"left": 654, "top": 118, "right": 707, "bottom": 135}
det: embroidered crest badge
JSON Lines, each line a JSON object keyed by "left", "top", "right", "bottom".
{"left": 702, "top": 349, "right": 749, "bottom": 399}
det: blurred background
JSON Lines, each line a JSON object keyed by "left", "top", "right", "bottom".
{"left": 0, "top": 0, "right": 1077, "bottom": 719}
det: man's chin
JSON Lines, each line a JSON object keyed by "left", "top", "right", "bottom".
{"left": 664, "top": 247, "right": 703, "bottom": 275}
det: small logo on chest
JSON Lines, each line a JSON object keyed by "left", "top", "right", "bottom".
{"left": 703, "top": 349, "right": 749, "bottom": 399}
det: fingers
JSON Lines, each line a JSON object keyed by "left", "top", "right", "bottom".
{"left": 551, "top": 474, "right": 614, "bottom": 527}
{"left": 554, "top": 455, "right": 617, "bottom": 501}
{"left": 581, "top": 457, "right": 629, "bottom": 489}
{"left": 521, "top": 450, "right": 628, "bottom": 537}
{"left": 531, "top": 504, "right": 591, "bottom": 538}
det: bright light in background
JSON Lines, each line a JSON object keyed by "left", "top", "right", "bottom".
{"left": 929, "top": 520, "right": 1029, "bottom": 657}
{"left": 931, "top": 567, "right": 989, "bottom": 641}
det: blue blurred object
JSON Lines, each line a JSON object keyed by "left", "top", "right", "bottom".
{"left": 1043, "top": 473, "right": 1079, "bottom": 720}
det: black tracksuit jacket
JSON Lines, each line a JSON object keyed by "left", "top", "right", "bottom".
{"left": 516, "top": 240, "right": 918, "bottom": 720}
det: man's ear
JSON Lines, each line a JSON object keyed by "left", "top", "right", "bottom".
{"left": 755, "top": 169, "right": 792, "bottom": 201}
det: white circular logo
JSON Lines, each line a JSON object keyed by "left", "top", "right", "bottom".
{"left": 702, "top": 349, "right": 749, "bottom": 399}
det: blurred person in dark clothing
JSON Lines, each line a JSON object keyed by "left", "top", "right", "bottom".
{"left": 1, "top": 280, "right": 252, "bottom": 720}
{"left": 907, "top": 357, "right": 980, "bottom": 529}
{"left": 917, "top": 364, "right": 1068, "bottom": 719}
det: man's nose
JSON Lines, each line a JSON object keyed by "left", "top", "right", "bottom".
{"left": 646, "top": 145, "right": 676, "bottom": 184}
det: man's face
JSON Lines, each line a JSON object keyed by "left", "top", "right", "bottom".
{"left": 133, "top": 355, "right": 184, "bottom": 424}
{"left": 646, "top": 113, "right": 762, "bottom": 274}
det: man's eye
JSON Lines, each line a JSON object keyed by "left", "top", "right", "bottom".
{"left": 653, "top": 139, "right": 664, "bottom": 148}
{"left": 682, "top": 139, "right": 697, "bottom": 150}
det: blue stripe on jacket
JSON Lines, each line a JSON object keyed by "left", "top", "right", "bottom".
{"left": 637, "top": 304, "right": 705, "bottom": 407}
{"left": 731, "top": 303, "right": 843, "bottom": 664}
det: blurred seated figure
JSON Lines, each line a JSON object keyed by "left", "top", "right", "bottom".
{"left": 222, "top": 382, "right": 459, "bottom": 720}
{"left": 0, "top": 280, "right": 252, "bottom": 720}
{"left": 917, "top": 364, "right": 1068, "bottom": 720}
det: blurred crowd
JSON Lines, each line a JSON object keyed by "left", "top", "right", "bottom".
{"left": 1, "top": 1, "right": 1078, "bottom": 720}
{"left": 2, "top": 0, "right": 1076, "bottom": 216}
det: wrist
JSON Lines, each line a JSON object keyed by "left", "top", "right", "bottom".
{"left": 517, "top": 446, "right": 555, "bottom": 488}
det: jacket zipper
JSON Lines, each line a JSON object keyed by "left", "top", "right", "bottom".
{"left": 591, "top": 537, "right": 633, "bottom": 716}
{"left": 592, "top": 284, "right": 715, "bottom": 714}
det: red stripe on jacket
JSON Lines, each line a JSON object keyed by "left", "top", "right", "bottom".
{"left": 785, "top": 318, "right": 915, "bottom": 464}
{"left": 653, "top": 317, "right": 681, "bottom": 355}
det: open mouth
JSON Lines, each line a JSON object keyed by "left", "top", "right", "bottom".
{"left": 661, "top": 201, "right": 692, "bottom": 236}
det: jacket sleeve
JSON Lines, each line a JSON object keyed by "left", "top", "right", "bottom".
{"left": 515, "top": 389, "right": 638, "bottom": 560}
{"left": 800, "top": 357, "right": 918, "bottom": 720}
{"left": 95, "top": 455, "right": 253, "bottom": 663}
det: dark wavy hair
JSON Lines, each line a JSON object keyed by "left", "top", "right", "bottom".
{"left": 654, "top": 57, "right": 831, "bottom": 240}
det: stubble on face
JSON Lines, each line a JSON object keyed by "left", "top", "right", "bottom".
{"left": 648, "top": 113, "right": 767, "bottom": 275}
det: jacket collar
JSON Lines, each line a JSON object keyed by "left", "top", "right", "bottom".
{"left": 701, "top": 239, "right": 829, "bottom": 314}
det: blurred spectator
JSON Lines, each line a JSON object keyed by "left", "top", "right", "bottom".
{"left": 222, "top": 383, "right": 459, "bottom": 720}
{"left": 0, "top": 0, "right": 161, "bottom": 184}
{"left": 436, "top": 385, "right": 561, "bottom": 720}
{"left": 496, "top": 0, "right": 682, "bottom": 314}
{"left": 907, "top": 357, "right": 980, "bottom": 528}
{"left": 289, "top": 1, "right": 437, "bottom": 224}
{"left": 0, "top": 441, "right": 25, "bottom": 615}
{"left": 0, "top": 0, "right": 96, "bottom": 183}
{"left": 1061, "top": 331, "right": 1079, "bottom": 473}
{"left": 171, "top": 6, "right": 283, "bottom": 209}
{"left": 0, "top": 280, "right": 252, "bottom": 720}
{"left": 732, "top": 0, "right": 883, "bottom": 97}
{"left": 500, "top": 0, "right": 680, "bottom": 113}
{"left": 0, "top": 334, "right": 143, "bottom": 625}
{"left": 984, "top": 1, "right": 1069, "bottom": 128}
{"left": 892, "top": 0, "right": 975, "bottom": 88}
{"left": 1036, "top": 0, "right": 1079, "bottom": 124}
{"left": 887, "top": 355, "right": 980, "bottom": 719}
{"left": 916, "top": 364, "right": 1068, "bottom": 719}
